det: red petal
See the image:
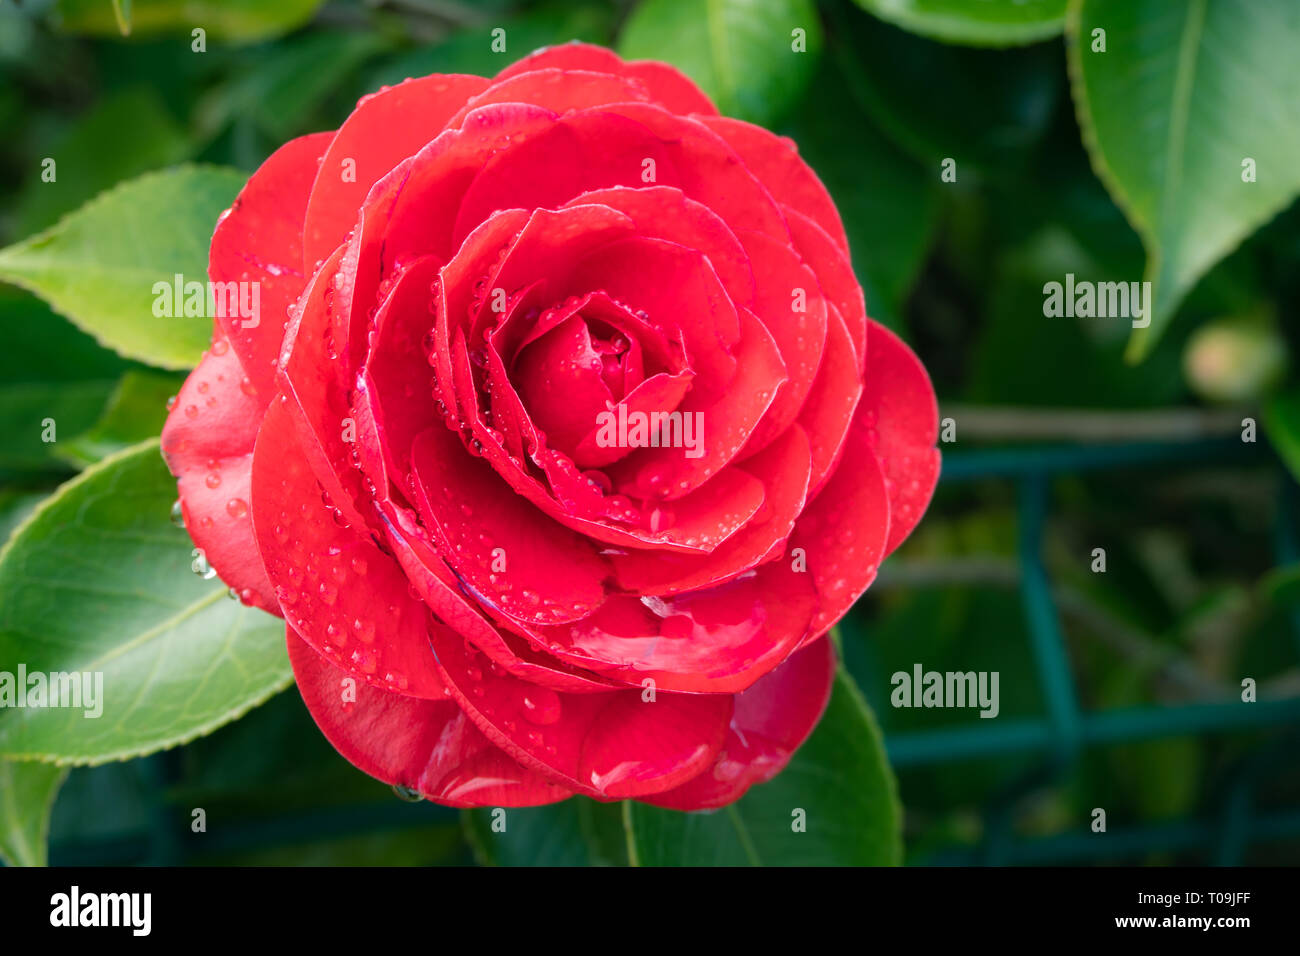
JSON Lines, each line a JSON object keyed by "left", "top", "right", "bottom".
{"left": 302, "top": 73, "right": 489, "bottom": 268}
{"left": 610, "top": 424, "right": 812, "bottom": 595}
{"left": 564, "top": 185, "right": 755, "bottom": 307}
{"left": 798, "top": 304, "right": 863, "bottom": 495}
{"left": 494, "top": 42, "right": 627, "bottom": 78}
{"left": 209, "top": 131, "right": 333, "bottom": 400}
{"left": 161, "top": 336, "right": 275, "bottom": 611}
{"left": 605, "top": 306, "right": 784, "bottom": 502}
{"left": 538, "top": 555, "right": 818, "bottom": 694}
{"left": 250, "top": 397, "right": 446, "bottom": 699}
{"left": 408, "top": 422, "right": 610, "bottom": 627}
{"left": 513, "top": 313, "right": 616, "bottom": 452}
{"left": 381, "top": 103, "right": 560, "bottom": 264}
{"left": 493, "top": 43, "right": 717, "bottom": 115}
{"left": 789, "top": 414, "right": 891, "bottom": 640}
{"left": 560, "top": 234, "right": 739, "bottom": 401}
{"left": 356, "top": 254, "right": 446, "bottom": 482}
{"left": 447, "top": 68, "right": 651, "bottom": 129}
{"left": 277, "top": 246, "right": 375, "bottom": 534}
{"left": 698, "top": 115, "right": 849, "bottom": 256}
{"left": 450, "top": 109, "right": 680, "bottom": 250}
{"left": 784, "top": 207, "right": 867, "bottom": 369}
{"left": 595, "top": 103, "right": 789, "bottom": 242}
{"left": 734, "top": 229, "right": 827, "bottom": 457}
{"left": 378, "top": 511, "right": 618, "bottom": 694}
{"left": 640, "top": 635, "right": 835, "bottom": 810}
{"left": 429, "top": 621, "right": 732, "bottom": 799}
{"left": 860, "top": 319, "right": 941, "bottom": 554}
{"left": 288, "top": 630, "right": 572, "bottom": 807}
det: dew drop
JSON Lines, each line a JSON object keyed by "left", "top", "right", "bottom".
{"left": 392, "top": 784, "right": 424, "bottom": 803}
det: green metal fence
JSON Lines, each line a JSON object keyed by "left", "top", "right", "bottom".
{"left": 886, "top": 436, "right": 1300, "bottom": 865}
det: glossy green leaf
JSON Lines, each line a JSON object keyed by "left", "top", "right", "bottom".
{"left": 625, "top": 667, "right": 900, "bottom": 865}
{"left": 0, "top": 760, "right": 67, "bottom": 866}
{"left": 0, "top": 166, "right": 246, "bottom": 370}
{"left": 0, "top": 440, "right": 292, "bottom": 764}
{"left": 1066, "top": 0, "right": 1300, "bottom": 358}
{"left": 618, "top": 0, "right": 822, "bottom": 124}
{"left": 55, "top": 0, "right": 324, "bottom": 43}
{"left": 464, "top": 798, "right": 627, "bottom": 866}
{"left": 0, "top": 493, "right": 46, "bottom": 548}
{"left": 56, "top": 370, "right": 184, "bottom": 468}
{"left": 852, "top": 0, "right": 1067, "bottom": 47}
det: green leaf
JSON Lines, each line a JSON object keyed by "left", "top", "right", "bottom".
{"left": 464, "top": 798, "right": 628, "bottom": 866}
{"left": 0, "top": 493, "right": 47, "bottom": 549}
{"left": 1264, "top": 388, "right": 1300, "bottom": 484}
{"left": 13, "top": 88, "right": 190, "bottom": 238}
{"left": 55, "top": 0, "right": 324, "bottom": 43}
{"left": 852, "top": 0, "right": 1067, "bottom": 47}
{"left": 0, "top": 760, "right": 68, "bottom": 867}
{"left": 1066, "top": 0, "right": 1300, "bottom": 359}
{"left": 618, "top": 0, "right": 822, "bottom": 124}
{"left": 625, "top": 667, "right": 900, "bottom": 865}
{"left": 0, "top": 440, "right": 292, "bottom": 764}
{"left": 56, "top": 370, "right": 184, "bottom": 468}
{"left": 0, "top": 166, "right": 247, "bottom": 370}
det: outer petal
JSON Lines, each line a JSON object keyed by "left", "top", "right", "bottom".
{"left": 209, "top": 131, "right": 334, "bottom": 400}
{"left": 250, "top": 397, "right": 447, "bottom": 699}
{"left": 493, "top": 42, "right": 718, "bottom": 115}
{"left": 798, "top": 304, "right": 863, "bottom": 495}
{"left": 790, "top": 411, "right": 891, "bottom": 640}
{"left": 861, "top": 319, "right": 941, "bottom": 554}
{"left": 641, "top": 635, "right": 836, "bottom": 810}
{"left": 160, "top": 335, "right": 275, "bottom": 611}
{"left": 289, "top": 631, "right": 573, "bottom": 807}
{"left": 302, "top": 73, "right": 490, "bottom": 268}
{"left": 446, "top": 68, "right": 652, "bottom": 129}
{"left": 429, "top": 621, "right": 732, "bottom": 799}
{"left": 784, "top": 207, "right": 867, "bottom": 369}
{"left": 698, "top": 115, "right": 849, "bottom": 256}
{"left": 734, "top": 229, "right": 827, "bottom": 456}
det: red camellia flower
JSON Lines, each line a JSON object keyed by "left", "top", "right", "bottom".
{"left": 161, "top": 43, "right": 940, "bottom": 809}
